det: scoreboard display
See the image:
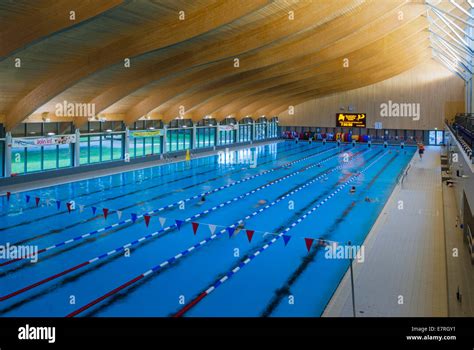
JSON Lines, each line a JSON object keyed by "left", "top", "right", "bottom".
{"left": 336, "top": 113, "right": 366, "bottom": 128}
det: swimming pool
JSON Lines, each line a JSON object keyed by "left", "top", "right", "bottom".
{"left": 0, "top": 141, "right": 414, "bottom": 317}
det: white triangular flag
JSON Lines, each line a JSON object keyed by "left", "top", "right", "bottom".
{"left": 117, "top": 210, "right": 122, "bottom": 220}
{"left": 79, "top": 204, "right": 85, "bottom": 213}
{"left": 159, "top": 217, "right": 166, "bottom": 227}
{"left": 45, "top": 198, "right": 51, "bottom": 206}
{"left": 208, "top": 224, "right": 217, "bottom": 235}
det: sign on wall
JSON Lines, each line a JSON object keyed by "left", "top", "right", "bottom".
{"left": 218, "top": 125, "right": 237, "bottom": 132}
{"left": 131, "top": 130, "right": 164, "bottom": 137}
{"left": 336, "top": 113, "right": 367, "bottom": 128}
{"left": 12, "top": 135, "right": 77, "bottom": 148}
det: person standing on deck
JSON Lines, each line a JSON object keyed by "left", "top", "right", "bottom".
{"left": 418, "top": 143, "right": 425, "bottom": 159}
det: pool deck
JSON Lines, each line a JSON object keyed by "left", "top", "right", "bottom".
{"left": 323, "top": 146, "right": 449, "bottom": 317}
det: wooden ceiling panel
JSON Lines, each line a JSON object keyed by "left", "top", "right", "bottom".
{"left": 0, "top": 0, "right": 459, "bottom": 129}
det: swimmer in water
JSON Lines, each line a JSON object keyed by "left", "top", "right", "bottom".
{"left": 197, "top": 195, "right": 206, "bottom": 205}
{"left": 235, "top": 220, "right": 245, "bottom": 234}
{"left": 349, "top": 186, "right": 356, "bottom": 194}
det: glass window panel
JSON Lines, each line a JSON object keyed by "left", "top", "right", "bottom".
{"left": 42, "top": 145, "right": 57, "bottom": 171}
{"left": 89, "top": 136, "right": 101, "bottom": 163}
{"left": 11, "top": 147, "right": 26, "bottom": 174}
{"left": 43, "top": 123, "right": 59, "bottom": 136}
{"left": 144, "top": 137, "right": 153, "bottom": 155}
{"left": 101, "top": 135, "right": 112, "bottom": 162}
{"left": 58, "top": 122, "right": 73, "bottom": 135}
{"left": 80, "top": 136, "right": 90, "bottom": 164}
{"left": 129, "top": 136, "right": 136, "bottom": 158}
{"left": 153, "top": 137, "right": 161, "bottom": 154}
{"left": 26, "top": 123, "right": 42, "bottom": 137}
{"left": 27, "top": 147, "right": 44, "bottom": 172}
{"left": 58, "top": 144, "right": 71, "bottom": 168}
{"left": 0, "top": 141, "right": 3, "bottom": 177}
{"left": 113, "top": 134, "right": 123, "bottom": 160}
{"left": 88, "top": 122, "right": 100, "bottom": 133}
{"left": 134, "top": 137, "right": 145, "bottom": 157}
{"left": 11, "top": 124, "right": 26, "bottom": 137}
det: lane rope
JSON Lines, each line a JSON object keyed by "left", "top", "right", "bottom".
{"left": 0, "top": 146, "right": 353, "bottom": 302}
{"left": 1, "top": 145, "right": 340, "bottom": 267}
{"left": 173, "top": 150, "right": 388, "bottom": 317}
{"left": 64, "top": 148, "right": 373, "bottom": 317}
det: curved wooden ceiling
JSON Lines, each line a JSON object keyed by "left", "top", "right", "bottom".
{"left": 0, "top": 0, "right": 452, "bottom": 130}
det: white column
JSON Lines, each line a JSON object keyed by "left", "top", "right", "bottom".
{"left": 74, "top": 128, "right": 81, "bottom": 166}
{"left": 192, "top": 124, "right": 197, "bottom": 149}
{"left": 5, "top": 132, "right": 12, "bottom": 177}
{"left": 163, "top": 125, "right": 168, "bottom": 154}
{"left": 124, "top": 127, "right": 130, "bottom": 160}
{"left": 251, "top": 122, "right": 256, "bottom": 144}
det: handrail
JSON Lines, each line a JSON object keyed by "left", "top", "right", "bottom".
{"left": 397, "top": 159, "right": 412, "bottom": 186}
{"left": 447, "top": 121, "right": 473, "bottom": 158}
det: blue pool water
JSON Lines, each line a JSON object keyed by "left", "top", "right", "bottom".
{"left": 0, "top": 141, "right": 414, "bottom": 317}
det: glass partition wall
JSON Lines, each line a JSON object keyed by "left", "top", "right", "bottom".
{"left": 167, "top": 118, "right": 193, "bottom": 152}
{"left": 2, "top": 116, "right": 278, "bottom": 177}
{"left": 196, "top": 118, "right": 217, "bottom": 148}
{"left": 239, "top": 117, "right": 253, "bottom": 142}
{"left": 11, "top": 122, "right": 75, "bottom": 175}
{"left": 129, "top": 120, "right": 163, "bottom": 158}
{"left": 218, "top": 117, "right": 237, "bottom": 146}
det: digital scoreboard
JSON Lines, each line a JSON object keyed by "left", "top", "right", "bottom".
{"left": 336, "top": 113, "right": 366, "bottom": 128}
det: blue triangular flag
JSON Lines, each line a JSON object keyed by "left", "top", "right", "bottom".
{"left": 227, "top": 227, "right": 235, "bottom": 238}
{"left": 91, "top": 206, "right": 97, "bottom": 215}
{"left": 175, "top": 220, "right": 184, "bottom": 230}
{"left": 56, "top": 200, "right": 61, "bottom": 210}
{"left": 131, "top": 213, "right": 138, "bottom": 223}
{"left": 283, "top": 235, "right": 291, "bottom": 246}
{"left": 25, "top": 195, "right": 30, "bottom": 203}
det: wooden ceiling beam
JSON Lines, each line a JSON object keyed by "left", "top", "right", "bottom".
{"left": 186, "top": 7, "right": 427, "bottom": 118}
{"left": 0, "top": 0, "right": 125, "bottom": 60}
{"left": 129, "top": 0, "right": 409, "bottom": 122}
{"left": 254, "top": 51, "right": 432, "bottom": 116}
{"left": 110, "top": 0, "right": 363, "bottom": 124}
{"left": 4, "top": 0, "right": 270, "bottom": 130}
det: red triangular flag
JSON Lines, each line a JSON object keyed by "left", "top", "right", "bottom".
{"left": 35, "top": 197, "right": 40, "bottom": 207}
{"left": 304, "top": 238, "right": 314, "bottom": 252}
{"left": 246, "top": 230, "right": 255, "bottom": 243}
{"left": 6, "top": 192, "right": 11, "bottom": 201}
{"left": 192, "top": 222, "right": 199, "bottom": 235}
{"left": 66, "top": 202, "right": 72, "bottom": 213}
{"left": 144, "top": 215, "right": 151, "bottom": 227}
{"left": 103, "top": 208, "right": 109, "bottom": 219}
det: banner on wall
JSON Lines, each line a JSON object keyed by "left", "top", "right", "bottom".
{"left": 336, "top": 113, "right": 366, "bottom": 128}
{"left": 131, "top": 130, "right": 164, "bottom": 137}
{"left": 218, "top": 125, "right": 237, "bottom": 132}
{"left": 12, "top": 135, "right": 76, "bottom": 148}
